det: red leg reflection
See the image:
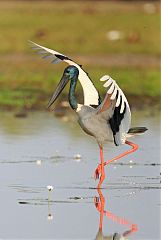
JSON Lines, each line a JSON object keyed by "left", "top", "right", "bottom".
{"left": 94, "top": 188, "right": 138, "bottom": 237}
{"left": 94, "top": 141, "right": 138, "bottom": 183}
{"left": 94, "top": 188, "right": 105, "bottom": 231}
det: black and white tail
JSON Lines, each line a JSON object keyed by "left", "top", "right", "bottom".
{"left": 127, "top": 127, "right": 148, "bottom": 137}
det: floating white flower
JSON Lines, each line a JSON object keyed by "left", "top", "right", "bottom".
{"left": 74, "top": 154, "right": 81, "bottom": 159}
{"left": 47, "top": 185, "right": 53, "bottom": 191}
{"left": 73, "top": 154, "right": 82, "bottom": 162}
{"left": 36, "top": 160, "right": 42, "bottom": 165}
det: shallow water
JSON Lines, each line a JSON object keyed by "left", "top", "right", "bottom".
{"left": 0, "top": 111, "right": 160, "bottom": 239}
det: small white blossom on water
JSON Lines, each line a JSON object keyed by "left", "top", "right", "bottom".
{"left": 129, "top": 160, "right": 133, "bottom": 163}
{"left": 73, "top": 154, "right": 82, "bottom": 162}
{"left": 36, "top": 160, "right": 42, "bottom": 166}
{"left": 47, "top": 185, "right": 53, "bottom": 191}
{"left": 74, "top": 154, "right": 81, "bottom": 159}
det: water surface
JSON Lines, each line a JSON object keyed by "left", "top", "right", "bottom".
{"left": 0, "top": 111, "right": 160, "bottom": 239}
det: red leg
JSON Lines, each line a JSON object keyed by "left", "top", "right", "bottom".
{"left": 94, "top": 141, "right": 138, "bottom": 180}
{"left": 97, "top": 146, "right": 105, "bottom": 189}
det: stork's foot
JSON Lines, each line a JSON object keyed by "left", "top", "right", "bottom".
{"left": 94, "top": 165, "right": 105, "bottom": 188}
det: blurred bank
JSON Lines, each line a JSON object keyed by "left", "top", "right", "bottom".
{"left": 0, "top": 1, "right": 160, "bottom": 110}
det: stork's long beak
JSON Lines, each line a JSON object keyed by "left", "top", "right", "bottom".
{"left": 47, "top": 74, "right": 69, "bottom": 109}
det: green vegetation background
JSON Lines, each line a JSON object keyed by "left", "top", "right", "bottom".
{"left": 0, "top": 1, "right": 160, "bottom": 110}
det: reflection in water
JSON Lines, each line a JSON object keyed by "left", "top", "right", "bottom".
{"left": 47, "top": 185, "right": 54, "bottom": 221}
{"left": 95, "top": 188, "right": 138, "bottom": 240}
{"left": 16, "top": 185, "right": 138, "bottom": 239}
{"left": 0, "top": 112, "right": 160, "bottom": 238}
{"left": 47, "top": 200, "right": 53, "bottom": 221}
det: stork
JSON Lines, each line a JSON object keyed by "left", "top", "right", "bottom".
{"left": 30, "top": 41, "right": 147, "bottom": 188}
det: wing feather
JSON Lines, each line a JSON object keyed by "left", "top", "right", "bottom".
{"left": 116, "top": 92, "right": 121, "bottom": 107}
{"left": 29, "top": 41, "right": 100, "bottom": 106}
{"left": 97, "top": 75, "right": 131, "bottom": 146}
{"left": 107, "top": 83, "right": 115, "bottom": 94}
{"left": 110, "top": 87, "right": 117, "bottom": 100}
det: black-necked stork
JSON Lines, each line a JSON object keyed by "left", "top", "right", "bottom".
{"left": 30, "top": 41, "right": 147, "bottom": 188}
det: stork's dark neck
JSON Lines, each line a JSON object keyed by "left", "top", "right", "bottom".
{"left": 68, "top": 75, "right": 78, "bottom": 110}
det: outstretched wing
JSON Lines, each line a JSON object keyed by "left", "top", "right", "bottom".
{"left": 97, "top": 75, "right": 131, "bottom": 146}
{"left": 29, "top": 41, "right": 100, "bottom": 106}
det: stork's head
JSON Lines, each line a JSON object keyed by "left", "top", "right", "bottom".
{"left": 63, "top": 65, "right": 79, "bottom": 80}
{"left": 47, "top": 65, "right": 79, "bottom": 108}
